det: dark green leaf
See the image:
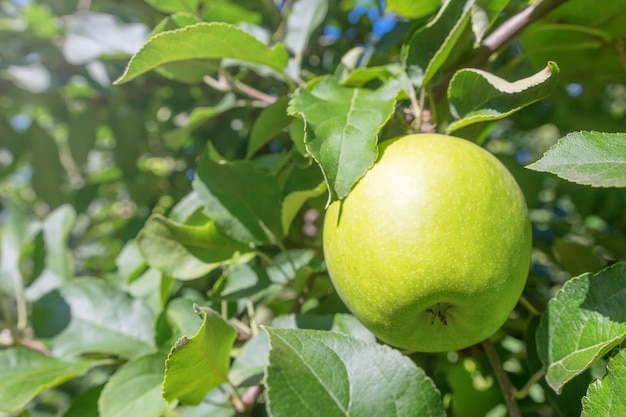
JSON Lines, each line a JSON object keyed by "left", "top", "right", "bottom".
{"left": 163, "top": 308, "right": 237, "bottom": 405}
{"left": 114, "top": 22, "right": 289, "bottom": 84}
{"left": 62, "top": 385, "right": 103, "bottom": 417}
{"left": 99, "top": 353, "right": 169, "bottom": 417}
{"left": 138, "top": 214, "right": 251, "bottom": 280}
{"left": 405, "top": 0, "right": 473, "bottom": 87}
{"left": 265, "top": 328, "right": 445, "bottom": 417}
{"left": 247, "top": 96, "right": 291, "bottom": 158}
{"left": 288, "top": 77, "right": 398, "bottom": 202}
{"left": 447, "top": 62, "right": 560, "bottom": 132}
{"left": 537, "top": 263, "right": 626, "bottom": 393}
{"left": 526, "top": 131, "right": 626, "bottom": 187}
{"left": 582, "top": 349, "right": 626, "bottom": 417}
{"left": 32, "top": 278, "right": 156, "bottom": 359}
{"left": 192, "top": 145, "right": 284, "bottom": 245}
{"left": 0, "top": 347, "right": 91, "bottom": 413}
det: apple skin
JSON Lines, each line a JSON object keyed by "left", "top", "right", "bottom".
{"left": 323, "top": 134, "right": 532, "bottom": 352}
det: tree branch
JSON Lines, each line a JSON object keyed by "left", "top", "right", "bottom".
{"left": 482, "top": 0, "right": 570, "bottom": 53}
{"left": 482, "top": 339, "right": 521, "bottom": 417}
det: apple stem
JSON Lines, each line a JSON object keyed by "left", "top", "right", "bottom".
{"left": 482, "top": 338, "right": 522, "bottom": 417}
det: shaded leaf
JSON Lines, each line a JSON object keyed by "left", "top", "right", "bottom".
{"left": 471, "top": 0, "right": 509, "bottom": 43}
{"left": 115, "top": 22, "right": 289, "bottom": 84}
{"left": 138, "top": 214, "right": 251, "bottom": 280}
{"left": 288, "top": 77, "right": 398, "bottom": 202}
{"left": 447, "top": 61, "right": 560, "bottom": 132}
{"left": 385, "top": 0, "right": 440, "bottom": 19}
{"left": 193, "top": 145, "right": 284, "bottom": 245}
{"left": 537, "top": 263, "right": 626, "bottom": 393}
{"left": 146, "top": 0, "right": 198, "bottom": 14}
{"left": 63, "top": 385, "right": 103, "bottom": 417}
{"left": 163, "top": 308, "right": 237, "bottom": 405}
{"left": 99, "top": 353, "right": 169, "bottom": 417}
{"left": 247, "top": 96, "right": 291, "bottom": 158}
{"left": 164, "top": 93, "right": 239, "bottom": 149}
{"left": 0, "top": 347, "right": 91, "bottom": 413}
{"left": 582, "top": 349, "right": 626, "bottom": 417}
{"left": 281, "top": 182, "right": 325, "bottom": 235}
{"left": 26, "top": 205, "right": 76, "bottom": 300}
{"left": 284, "top": 0, "right": 328, "bottom": 56}
{"left": 526, "top": 131, "right": 626, "bottom": 187}
{"left": 32, "top": 278, "right": 156, "bottom": 359}
{"left": 265, "top": 328, "right": 445, "bottom": 417}
{"left": 405, "top": 0, "right": 473, "bottom": 87}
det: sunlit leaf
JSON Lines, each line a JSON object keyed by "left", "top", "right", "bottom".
{"left": 526, "top": 131, "right": 626, "bottom": 187}
{"left": 163, "top": 308, "right": 237, "bottom": 405}
{"left": 447, "top": 62, "right": 560, "bottom": 132}
{"left": 99, "top": 353, "right": 169, "bottom": 417}
{"left": 0, "top": 348, "right": 91, "bottom": 413}
{"left": 288, "top": 77, "right": 399, "bottom": 202}
{"left": 265, "top": 328, "right": 446, "bottom": 417}
{"left": 537, "top": 263, "right": 626, "bottom": 393}
{"left": 115, "top": 22, "right": 289, "bottom": 84}
{"left": 405, "top": 0, "right": 473, "bottom": 87}
{"left": 582, "top": 349, "right": 626, "bottom": 417}
{"left": 32, "top": 278, "right": 156, "bottom": 359}
{"left": 385, "top": 0, "right": 440, "bottom": 19}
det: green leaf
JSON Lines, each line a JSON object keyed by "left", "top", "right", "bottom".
{"left": 284, "top": 0, "right": 328, "bottom": 56}
{"left": 386, "top": 0, "right": 440, "bottom": 19}
{"left": 471, "top": 0, "right": 509, "bottom": 44}
{"left": 138, "top": 214, "right": 251, "bottom": 280}
{"left": 446, "top": 61, "right": 560, "bottom": 132}
{"left": 0, "top": 199, "right": 39, "bottom": 296}
{"left": 247, "top": 96, "right": 291, "bottom": 158}
{"left": 145, "top": 0, "right": 198, "bottom": 14}
{"left": 281, "top": 182, "right": 325, "bottom": 235}
{"left": 265, "top": 328, "right": 445, "bottom": 417}
{"left": 582, "top": 349, "right": 626, "bottom": 417}
{"left": 32, "top": 278, "right": 156, "bottom": 359}
{"left": 0, "top": 347, "right": 91, "bottom": 413}
{"left": 29, "top": 123, "right": 66, "bottom": 207}
{"left": 115, "top": 22, "right": 289, "bottom": 84}
{"left": 537, "top": 263, "right": 626, "bottom": 394}
{"left": 26, "top": 205, "right": 76, "bottom": 300}
{"left": 216, "top": 261, "right": 271, "bottom": 301}
{"left": 163, "top": 308, "right": 237, "bottom": 405}
{"left": 288, "top": 77, "right": 399, "bottom": 202}
{"left": 164, "top": 94, "right": 239, "bottom": 149}
{"left": 192, "top": 145, "right": 284, "bottom": 245}
{"left": 267, "top": 249, "right": 316, "bottom": 285}
{"left": 116, "top": 240, "right": 147, "bottom": 284}
{"left": 405, "top": 0, "right": 473, "bottom": 87}
{"left": 99, "top": 353, "right": 169, "bottom": 417}
{"left": 63, "top": 385, "right": 103, "bottom": 417}
{"left": 526, "top": 131, "right": 626, "bottom": 187}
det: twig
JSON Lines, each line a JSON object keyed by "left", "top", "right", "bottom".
{"left": 204, "top": 74, "right": 277, "bottom": 105}
{"left": 519, "top": 296, "right": 541, "bottom": 316}
{"left": 515, "top": 367, "right": 546, "bottom": 399}
{"left": 232, "top": 79, "right": 277, "bottom": 105}
{"left": 482, "top": 0, "right": 570, "bottom": 53}
{"left": 482, "top": 339, "right": 521, "bottom": 417}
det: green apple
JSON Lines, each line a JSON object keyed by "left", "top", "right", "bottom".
{"left": 323, "top": 134, "right": 532, "bottom": 352}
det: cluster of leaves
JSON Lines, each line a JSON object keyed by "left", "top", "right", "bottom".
{"left": 1, "top": 0, "right": 626, "bottom": 416}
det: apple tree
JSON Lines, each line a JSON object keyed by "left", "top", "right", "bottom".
{"left": 1, "top": 0, "right": 625, "bottom": 416}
